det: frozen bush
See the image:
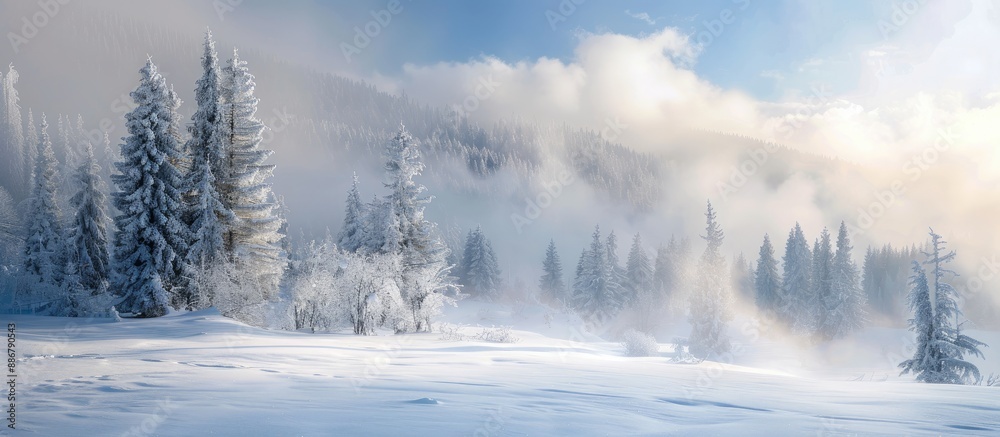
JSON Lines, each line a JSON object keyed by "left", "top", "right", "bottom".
{"left": 621, "top": 329, "right": 659, "bottom": 357}
{"left": 476, "top": 326, "right": 519, "bottom": 343}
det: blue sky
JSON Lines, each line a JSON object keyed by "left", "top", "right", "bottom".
{"left": 300, "top": 0, "right": 952, "bottom": 101}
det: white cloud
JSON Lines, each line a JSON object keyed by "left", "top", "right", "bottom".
{"left": 393, "top": 27, "right": 760, "bottom": 154}
{"left": 625, "top": 9, "right": 658, "bottom": 25}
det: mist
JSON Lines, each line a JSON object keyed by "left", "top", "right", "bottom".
{"left": 1, "top": 0, "right": 998, "bottom": 322}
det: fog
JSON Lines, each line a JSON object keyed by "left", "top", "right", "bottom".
{"left": 1, "top": 0, "right": 998, "bottom": 322}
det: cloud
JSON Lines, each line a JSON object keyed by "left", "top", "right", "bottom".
{"left": 759, "top": 70, "right": 785, "bottom": 82}
{"left": 625, "top": 9, "right": 658, "bottom": 25}
{"left": 391, "top": 27, "right": 761, "bottom": 154}
{"left": 383, "top": 17, "right": 1000, "bottom": 314}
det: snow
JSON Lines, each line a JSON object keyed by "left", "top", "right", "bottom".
{"left": 7, "top": 302, "right": 999, "bottom": 436}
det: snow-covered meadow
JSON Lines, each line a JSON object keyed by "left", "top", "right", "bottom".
{"left": 9, "top": 302, "right": 999, "bottom": 436}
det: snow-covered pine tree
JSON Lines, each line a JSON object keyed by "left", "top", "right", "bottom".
{"left": 165, "top": 86, "right": 185, "bottom": 152}
{"left": 64, "top": 144, "right": 110, "bottom": 296}
{"left": 821, "top": 222, "right": 867, "bottom": 339}
{"left": 899, "top": 261, "right": 935, "bottom": 377}
{"left": 652, "top": 242, "right": 672, "bottom": 297}
{"left": 780, "top": 223, "right": 812, "bottom": 331}
{"left": 22, "top": 114, "right": 63, "bottom": 296}
{"left": 810, "top": 227, "right": 833, "bottom": 330}
{"left": 184, "top": 31, "right": 235, "bottom": 309}
{"left": 100, "top": 130, "right": 114, "bottom": 184}
{"left": 363, "top": 195, "right": 400, "bottom": 255}
{"left": 605, "top": 230, "right": 627, "bottom": 299}
{"left": 731, "top": 252, "right": 754, "bottom": 301}
{"left": 58, "top": 261, "right": 87, "bottom": 316}
{"left": 688, "top": 201, "right": 732, "bottom": 359}
{"left": 539, "top": 239, "right": 565, "bottom": 302}
{"left": 572, "top": 225, "right": 624, "bottom": 323}
{"left": 381, "top": 125, "right": 454, "bottom": 332}
{"left": 754, "top": 233, "right": 782, "bottom": 318}
{"left": 625, "top": 233, "right": 653, "bottom": 306}
{"left": 899, "top": 229, "right": 987, "bottom": 384}
{"left": 185, "top": 141, "right": 231, "bottom": 286}
{"left": 862, "top": 243, "right": 921, "bottom": 320}
{"left": 861, "top": 246, "right": 877, "bottom": 310}
{"left": 2, "top": 65, "right": 25, "bottom": 199}
{"left": 0, "top": 187, "right": 18, "bottom": 265}
{"left": 22, "top": 109, "right": 37, "bottom": 196}
{"left": 111, "top": 59, "right": 191, "bottom": 317}
{"left": 458, "top": 225, "right": 502, "bottom": 299}
{"left": 219, "top": 48, "right": 285, "bottom": 299}
{"left": 337, "top": 173, "right": 367, "bottom": 253}
{"left": 575, "top": 248, "right": 587, "bottom": 279}
{"left": 186, "top": 30, "right": 226, "bottom": 175}
{"left": 0, "top": 70, "right": 5, "bottom": 173}
{"left": 56, "top": 115, "right": 77, "bottom": 193}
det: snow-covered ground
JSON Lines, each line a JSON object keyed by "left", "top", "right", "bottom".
{"left": 6, "top": 301, "right": 999, "bottom": 436}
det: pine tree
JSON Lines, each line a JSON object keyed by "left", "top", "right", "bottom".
{"left": 111, "top": 59, "right": 190, "bottom": 317}
{"left": 572, "top": 225, "right": 624, "bottom": 323}
{"left": 539, "top": 239, "right": 565, "bottom": 302}
{"left": 899, "top": 229, "right": 987, "bottom": 384}
{"left": 22, "top": 109, "right": 37, "bottom": 196}
{"left": 64, "top": 144, "right": 110, "bottom": 295}
{"left": 861, "top": 246, "right": 877, "bottom": 310}
{"left": 57, "top": 114, "right": 77, "bottom": 190}
{"left": 652, "top": 242, "right": 672, "bottom": 297}
{"left": 625, "top": 233, "right": 653, "bottom": 306}
{"left": 381, "top": 125, "right": 453, "bottom": 332}
{"left": 219, "top": 48, "right": 285, "bottom": 298}
{"left": 22, "top": 114, "right": 63, "bottom": 292}
{"left": 0, "top": 187, "right": 18, "bottom": 265}
{"left": 863, "top": 243, "right": 921, "bottom": 321}
{"left": 820, "top": 222, "right": 867, "bottom": 339}
{"left": 363, "top": 195, "right": 400, "bottom": 255}
{"left": 754, "top": 233, "right": 782, "bottom": 318}
{"left": 0, "top": 70, "right": 5, "bottom": 172}
{"left": 2, "top": 65, "right": 25, "bottom": 198}
{"left": 780, "top": 223, "right": 812, "bottom": 330}
{"left": 731, "top": 253, "right": 754, "bottom": 301}
{"left": 337, "top": 173, "right": 367, "bottom": 253}
{"left": 606, "top": 230, "right": 627, "bottom": 296}
{"left": 458, "top": 226, "right": 502, "bottom": 299}
{"left": 184, "top": 31, "right": 234, "bottom": 307}
{"left": 689, "top": 201, "right": 732, "bottom": 359}
{"left": 811, "top": 227, "right": 833, "bottom": 336}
